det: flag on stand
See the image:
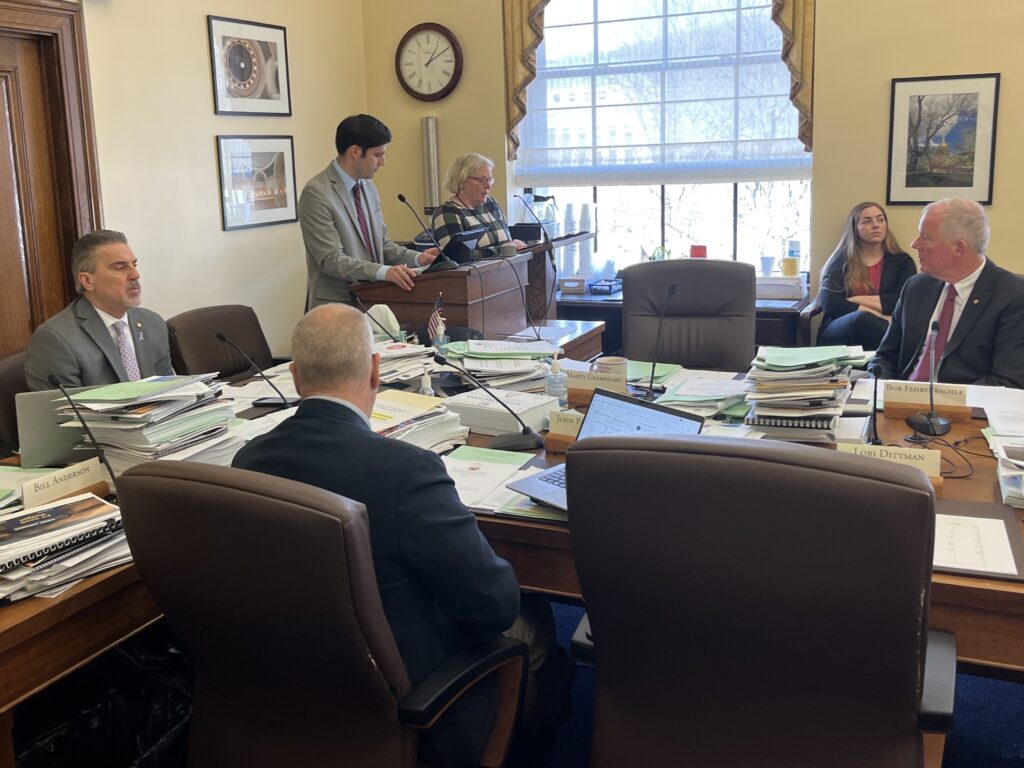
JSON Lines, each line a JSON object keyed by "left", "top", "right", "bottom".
{"left": 427, "top": 292, "right": 445, "bottom": 340}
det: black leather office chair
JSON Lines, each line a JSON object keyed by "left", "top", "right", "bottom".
{"left": 622, "top": 259, "right": 755, "bottom": 370}
{"left": 166, "top": 305, "right": 276, "bottom": 382}
{"left": 118, "top": 461, "right": 527, "bottom": 768}
{"left": 0, "top": 351, "right": 28, "bottom": 455}
{"left": 566, "top": 434, "right": 954, "bottom": 768}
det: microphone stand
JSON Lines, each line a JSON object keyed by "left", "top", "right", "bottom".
{"left": 397, "top": 193, "right": 458, "bottom": 273}
{"left": 216, "top": 333, "right": 299, "bottom": 408}
{"left": 906, "top": 320, "right": 951, "bottom": 441}
{"left": 434, "top": 353, "right": 544, "bottom": 451}
{"left": 644, "top": 282, "right": 678, "bottom": 400}
{"left": 867, "top": 373, "right": 882, "bottom": 445}
{"left": 352, "top": 295, "right": 402, "bottom": 343}
{"left": 47, "top": 374, "right": 118, "bottom": 495}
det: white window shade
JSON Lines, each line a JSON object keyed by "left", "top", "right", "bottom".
{"left": 513, "top": 0, "right": 811, "bottom": 188}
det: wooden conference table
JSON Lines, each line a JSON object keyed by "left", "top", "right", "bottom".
{"left": 1, "top": 398, "right": 1022, "bottom": 764}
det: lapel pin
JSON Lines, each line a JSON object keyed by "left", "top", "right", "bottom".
{"left": 973, "top": 298, "right": 980, "bottom": 305}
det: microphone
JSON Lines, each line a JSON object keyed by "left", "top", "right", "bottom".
{"left": 644, "top": 283, "right": 678, "bottom": 400}
{"left": 514, "top": 194, "right": 555, "bottom": 250}
{"left": 433, "top": 352, "right": 544, "bottom": 451}
{"left": 47, "top": 374, "right": 117, "bottom": 496}
{"left": 867, "top": 373, "right": 882, "bottom": 445}
{"left": 906, "top": 320, "right": 951, "bottom": 439}
{"left": 216, "top": 332, "right": 299, "bottom": 408}
{"left": 352, "top": 294, "right": 401, "bottom": 343}
{"left": 397, "top": 193, "right": 458, "bottom": 274}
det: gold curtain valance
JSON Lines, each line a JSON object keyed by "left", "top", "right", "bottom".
{"left": 772, "top": 0, "right": 815, "bottom": 151}
{"left": 503, "top": 0, "right": 549, "bottom": 161}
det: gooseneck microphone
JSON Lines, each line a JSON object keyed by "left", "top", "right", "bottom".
{"left": 47, "top": 374, "right": 118, "bottom": 495}
{"left": 644, "top": 283, "right": 678, "bottom": 400}
{"left": 906, "top": 320, "right": 951, "bottom": 439}
{"left": 216, "top": 333, "right": 299, "bottom": 408}
{"left": 514, "top": 194, "right": 554, "bottom": 245}
{"left": 397, "top": 193, "right": 458, "bottom": 273}
{"left": 352, "top": 295, "right": 401, "bottom": 343}
{"left": 434, "top": 352, "right": 544, "bottom": 451}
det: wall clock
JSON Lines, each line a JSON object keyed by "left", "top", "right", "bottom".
{"left": 395, "top": 22, "right": 463, "bottom": 102}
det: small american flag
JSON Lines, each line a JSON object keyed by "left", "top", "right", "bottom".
{"left": 427, "top": 292, "right": 445, "bottom": 340}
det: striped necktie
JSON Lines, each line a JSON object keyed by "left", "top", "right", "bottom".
{"left": 352, "top": 182, "right": 376, "bottom": 261}
{"left": 114, "top": 320, "right": 141, "bottom": 381}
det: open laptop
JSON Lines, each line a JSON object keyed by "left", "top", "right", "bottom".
{"left": 16, "top": 387, "right": 96, "bottom": 468}
{"left": 506, "top": 388, "right": 704, "bottom": 510}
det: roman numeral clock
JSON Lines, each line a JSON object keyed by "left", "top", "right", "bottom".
{"left": 395, "top": 23, "right": 464, "bottom": 102}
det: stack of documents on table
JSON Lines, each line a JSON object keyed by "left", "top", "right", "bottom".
{"left": 441, "top": 446, "right": 532, "bottom": 508}
{"left": 743, "top": 346, "right": 857, "bottom": 443}
{"left": 0, "top": 492, "right": 130, "bottom": 603}
{"left": 445, "top": 340, "right": 560, "bottom": 360}
{"left": 58, "top": 375, "right": 239, "bottom": 475}
{"left": 656, "top": 374, "right": 749, "bottom": 419}
{"left": 982, "top": 409, "right": 1024, "bottom": 508}
{"left": 459, "top": 357, "right": 549, "bottom": 392}
{"left": 371, "top": 389, "right": 468, "bottom": 453}
{"left": 375, "top": 341, "right": 438, "bottom": 384}
{"left": 627, "top": 361, "right": 683, "bottom": 390}
{"left": 755, "top": 275, "right": 805, "bottom": 300}
{"left": 444, "top": 389, "right": 558, "bottom": 436}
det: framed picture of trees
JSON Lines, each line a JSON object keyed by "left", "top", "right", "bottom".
{"left": 887, "top": 73, "right": 1000, "bottom": 205}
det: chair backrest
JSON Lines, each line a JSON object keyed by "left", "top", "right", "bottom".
{"left": 0, "top": 351, "right": 28, "bottom": 450}
{"left": 566, "top": 435, "right": 935, "bottom": 768}
{"left": 166, "top": 305, "right": 273, "bottom": 381}
{"left": 622, "top": 260, "right": 755, "bottom": 370}
{"left": 118, "top": 461, "right": 416, "bottom": 768}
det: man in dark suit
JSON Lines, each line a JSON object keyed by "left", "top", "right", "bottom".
{"left": 232, "top": 304, "right": 521, "bottom": 766}
{"left": 24, "top": 230, "right": 174, "bottom": 390}
{"left": 299, "top": 114, "right": 439, "bottom": 308}
{"left": 870, "top": 198, "right": 1024, "bottom": 388}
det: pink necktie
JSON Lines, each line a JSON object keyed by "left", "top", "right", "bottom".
{"left": 352, "top": 182, "right": 376, "bottom": 261}
{"left": 909, "top": 284, "right": 957, "bottom": 381}
{"left": 114, "top": 320, "right": 141, "bottom": 381}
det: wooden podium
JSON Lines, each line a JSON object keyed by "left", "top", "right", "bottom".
{"left": 518, "top": 233, "right": 596, "bottom": 323}
{"left": 350, "top": 253, "right": 531, "bottom": 339}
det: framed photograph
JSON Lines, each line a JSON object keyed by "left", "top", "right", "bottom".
{"left": 216, "top": 136, "right": 298, "bottom": 231}
{"left": 208, "top": 16, "right": 291, "bottom": 116}
{"left": 887, "top": 73, "right": 1000, "bottom": 205}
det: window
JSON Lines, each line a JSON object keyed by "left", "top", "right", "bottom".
{"left": 515, "top": 0, "right": 811, "bottom": 274}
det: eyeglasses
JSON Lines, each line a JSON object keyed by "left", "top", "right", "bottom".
{"left": 467, "top": 175, "right": 494, "bottom": 185}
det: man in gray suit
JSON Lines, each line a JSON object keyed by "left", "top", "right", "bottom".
{"left": 299, "top": 114, "right": 439, "bottom": 309}
{"left": 25, "top": 230, "right": 174, "bottom": 390}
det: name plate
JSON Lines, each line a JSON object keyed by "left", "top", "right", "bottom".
{"left": 837, "top": 444, "right": 942, "bottom": 477}
{"left": 22, "top": 458, "right": 107, "bottom": 509}
{"left": 884, "top": 381, "right": 967, "bottom": 407}
{"left": 548, "top": 409, "right": 584, "bottom": 436}
{"left": 565, "top": 369, "right": 627, "bottom": 393}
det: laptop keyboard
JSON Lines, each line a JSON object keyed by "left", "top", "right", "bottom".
{"left": 539, "top": 466, "right": 567, "bottom": 488}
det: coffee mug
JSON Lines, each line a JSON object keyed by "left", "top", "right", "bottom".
{"left": 500, "top": 242, "right": 517, "bottom": 259}
{"left": 779, "top": 257, "right": 799, "bottom": 277}
{"left": 689, "top": 244, "right": 707, "bottom": 258}
{"left": 591, "top": 356, "right": 628, "bottom": 375}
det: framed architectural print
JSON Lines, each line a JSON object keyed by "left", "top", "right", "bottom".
{"left": 208, "top": 16, "right": 291, "bottom": 116}
{"left": 887, "top": 73, "right": 1000, "bottom": 205}
{"left": 216, "top": 135, "right": 297, "bottom": 231}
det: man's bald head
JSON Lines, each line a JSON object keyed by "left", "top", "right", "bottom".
{"left": 291, "top": 304, "right": 375, "bottom": 393}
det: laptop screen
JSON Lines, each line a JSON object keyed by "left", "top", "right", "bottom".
{"left": 577, "top": 388, "right": 704, "bottom": 440}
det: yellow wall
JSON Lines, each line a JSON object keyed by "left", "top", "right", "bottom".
{"left": 82, "top": 0, "right": 365, "bottom": 353}
{"left": 812, "top": 1, "right": 1024, "bottom": 282}
{"left": 362, "top": 1, "right": 509, "bottom": 241}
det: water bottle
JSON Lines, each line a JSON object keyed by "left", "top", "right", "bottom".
{"left": 545, "top": 351, "right": 568, "bottom": 408}
{"left": 579, "top": 204, "right": 593, "bottom": 276}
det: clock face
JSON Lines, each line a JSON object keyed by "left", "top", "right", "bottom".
{"left": 395, "top": 23, "right": 463, "bottom": 102}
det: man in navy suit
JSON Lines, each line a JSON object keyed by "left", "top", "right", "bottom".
{"left": 232, "top": 304, "right": 521, "bottom": 766}
{"left": 870, "top": 198, "right": 1024, "bottom": 388}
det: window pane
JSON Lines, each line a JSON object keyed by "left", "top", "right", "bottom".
{"left": 739, "top": 6, "right": 779, "bottom": 53}
{"left": 598, "top": 18, "right": 663, "bottom": 63}
{"left": 669, "top": 0, "right": 738, "bottom": 12}
{"left": 598, "top": 0, "right": 662, "bottom": 22}
{"left": 545, "top": 0, "right": 593, "bottom": 27}
{"left": 666, "top": 63, "right": 734, "bottom": 101}
{"left": 735, "top": 179, "right": 811, "bottom": 271}
{"left": 738, "top": 95, "right": 799, "bottom": 140}
{"left": 540, "top": 75, "right": 593, "bottom": 109}
{"left": 543, "top": 25, "right": 594, "bottom": 67}
{"left": 666, "top": 99, "right": 735, "bottom": 143}
{"left": 595, "top": 185, "right": 662, "bottom": 273}
{"left": 667, "top": 10, "right": 737, "bottom": 59}
{"left": 738, "top": 59, "right": 791, "bottom": 97}
{"left": 596, "top": 70, "right": 660, "bottom": 106}
{"left": 664, "top": 183, "right": 734, "bottom": 260}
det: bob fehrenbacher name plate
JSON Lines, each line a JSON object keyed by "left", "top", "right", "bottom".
{"left": 883, "top": 381, "right": 971, "bottom": 423}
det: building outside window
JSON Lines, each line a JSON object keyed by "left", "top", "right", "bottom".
{"left": 514, "top": 0, "right": 811, "bottom": 277}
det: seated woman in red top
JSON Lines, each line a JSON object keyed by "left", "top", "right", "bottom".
{"left": 817, "top": 201, "right": 916, "bottom": 350}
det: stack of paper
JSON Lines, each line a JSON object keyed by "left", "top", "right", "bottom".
{"left": 0, "top": 493, "right": 131, "bottom": 603}
{"left": 444, "top": 389, "right": 558, "bottom": 436}
{"left": 983, "top": 418, "right": 1024, "bottom": 508}
{"left": 756, "top": 276, "right": 805, "bottom": 300}
{"left": 656, "top": 375, "right": 748, "bottom": 418}
{"left": 441, "top": 446, "right": 532, "bottom": 508}
{"left": 627, "top": 361, "right": 683, "bottom": 390}
{"left": 375, "top": 341, "right": 437, "bottom": 384}
{"left": 371, "top": 390, "right": 468, "bottom": 453}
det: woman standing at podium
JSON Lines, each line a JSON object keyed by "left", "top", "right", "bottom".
{"left": 431, "top": 153, "right": 526, "bottom": 258}
{"left": 817, "top": 201, "right": 916, "bottom": 349}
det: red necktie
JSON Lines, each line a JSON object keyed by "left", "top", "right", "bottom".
{"left": 909, "top": 284, "right": 958, "bottom": 381}
{"left": 352, "top": 182, "right": 376, "bottom": 261}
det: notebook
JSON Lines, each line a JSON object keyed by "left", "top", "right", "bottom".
{"left": 505, "top": 388, "right": 704, "bottom": 510}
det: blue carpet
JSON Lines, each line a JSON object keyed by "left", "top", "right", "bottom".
{"left": 546, "top": 600, "right": 1024, "bottom": 768}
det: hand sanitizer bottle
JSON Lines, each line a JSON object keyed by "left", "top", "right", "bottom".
{"left": 432, "top": 318, "right": 450, "bottom": 351}
{"left": 546, "top": 350, "right": 568, "bottom": 408}
{"left": 417, "top": 363, "right": 435, "bottom": 397}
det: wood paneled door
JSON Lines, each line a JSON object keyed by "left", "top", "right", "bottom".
{"left": 0, "top": 0, "right": 101, "bottom": 357}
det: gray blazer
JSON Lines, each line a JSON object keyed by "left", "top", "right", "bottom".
{"left": 25, "top": 297, "right": 174, "bottom": 390}
{"left": 298, "top": 162, "right": 420, "bottom": 308}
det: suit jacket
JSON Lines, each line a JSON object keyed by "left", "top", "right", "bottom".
{"left": 870, "top": 259, "right": 1024, "bottom": 388}
{"left": 818, "top": 249, "right": 917, "bottom": 333}
{"left": 298, "top": 162, "right": 420, "bottom": 308}
{"left": 24, "top": 297, "right": 173, "bottom": 390}
{"left": 231, "top": 398, "right": 520, "bottom": 687}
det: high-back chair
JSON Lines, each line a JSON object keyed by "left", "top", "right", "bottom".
{"left": 622, "top": 260, "right": 755, "bottom": 370}
{"left": 566, "top": 435, "right": 954, "bottom": 768}
{"left": 0, "top": 351, "right": 28, "bottom": 454}
{"left": 166, "top": 305, "right": 274, "bottom": 381}
{"left": 118, "top": 461, "right": 526, "bottom": 768}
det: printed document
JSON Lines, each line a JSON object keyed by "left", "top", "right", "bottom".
{"left": 934, "top": 514, "right": 1017, "bottom": 575}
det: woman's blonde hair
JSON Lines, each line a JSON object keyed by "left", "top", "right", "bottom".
{"left": 443, "top": 153, "right": 493, "bottom": 196}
